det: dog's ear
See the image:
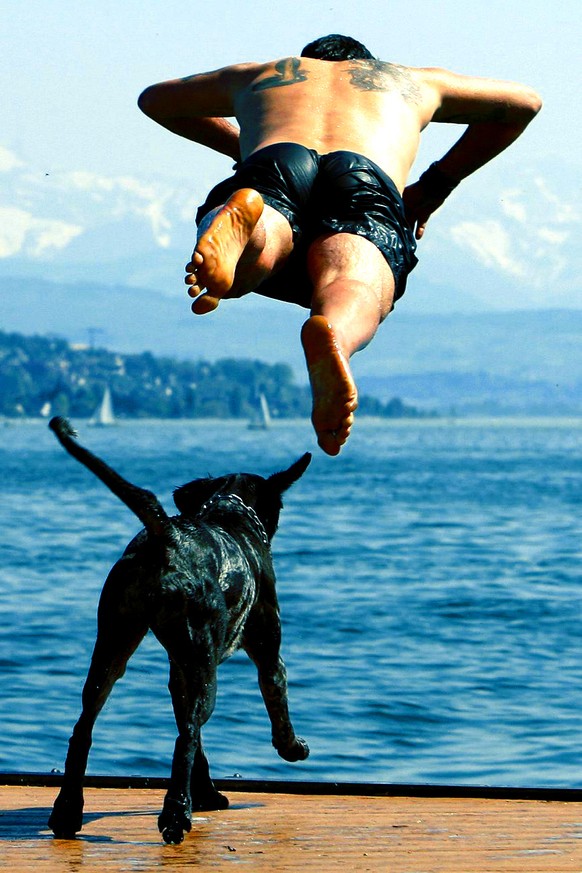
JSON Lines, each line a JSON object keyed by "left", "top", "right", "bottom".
{"left": 267, "top": 452, "right": 312, "bottom": 495}
{"left": 173, "top": 477, "right": 221, "bottom": 515}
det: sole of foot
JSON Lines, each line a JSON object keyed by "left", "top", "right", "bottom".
{"left": 301, "top": 315, "right": 358, "bottom": 456}
{"left": 193, "top": 188, "right": 264, "bottom": 298}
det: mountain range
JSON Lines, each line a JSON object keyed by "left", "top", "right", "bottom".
{"left": 1, "top": 143, "right": 580, "bottom": 310}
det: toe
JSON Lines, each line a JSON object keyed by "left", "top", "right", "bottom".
{"left": 192, "top": 293, "right": 220, "bottom": 315}
{"left": 317, "top": 431, "right": 342, "bottom": 456}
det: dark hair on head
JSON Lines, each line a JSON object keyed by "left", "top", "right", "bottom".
{"left": 300, "top": 34, "right": 376, "bottom": 61}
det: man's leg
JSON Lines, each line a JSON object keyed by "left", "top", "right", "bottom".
{"left": 185, "top": 189, "right": 294, "bottom": 314}
{"left": 302, "top": 232, "right": 395, "bottom": 456}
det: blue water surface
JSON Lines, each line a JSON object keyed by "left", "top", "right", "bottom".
{"left": 1, "top": 417, "right": 582, "bottom": 788}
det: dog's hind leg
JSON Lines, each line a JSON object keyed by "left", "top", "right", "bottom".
{"left": 48, "top": 615, "right": 147, "bottom": 838}
{"left": 154, "top": 628, "right": 225, "bottom": 844}
{"left": 243, "top": 601, "right": 309, "bottom": 763}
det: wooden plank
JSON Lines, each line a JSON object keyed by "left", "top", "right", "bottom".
{"left": 2, "top": 784, "right": 582, "bottom": 871}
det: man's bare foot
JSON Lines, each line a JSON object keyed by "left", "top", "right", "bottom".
{"left": 187, "top": 189, "right": 264, "bottom": 306}
{"left": 301, "top": 315, "right": 358, "bottom": 456}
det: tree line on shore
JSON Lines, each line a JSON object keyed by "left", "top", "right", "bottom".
{"left": 0, "top": 329, "right": 427, "bottom": 420}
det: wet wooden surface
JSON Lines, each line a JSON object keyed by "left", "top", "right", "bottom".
{"left": 2, "top": 782, "right": 582, "bottom": 871}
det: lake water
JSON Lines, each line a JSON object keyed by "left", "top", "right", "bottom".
{"left": 1, "top": 416, "right": 582, "bottom": 789}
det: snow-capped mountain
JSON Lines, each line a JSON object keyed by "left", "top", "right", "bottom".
{"left": 0, "top": 143, "right": 580, "bottom": 311}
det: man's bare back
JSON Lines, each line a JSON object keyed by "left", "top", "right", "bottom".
{"left": 230, "top": 57, "right": 427, "bottom": 189}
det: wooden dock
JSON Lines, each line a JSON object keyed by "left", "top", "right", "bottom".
{"left": 2, "top": 775, "right": 582, "bottom": 871}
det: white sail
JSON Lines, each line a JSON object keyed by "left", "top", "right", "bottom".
{"left": 259, "top": 393, "right": 271, "bottom": 427}
{"left": 90, "top": 386, "right": 115, "bottom": 426}
{"left": 248, "top": 392, "right": 271, "bottom": 429}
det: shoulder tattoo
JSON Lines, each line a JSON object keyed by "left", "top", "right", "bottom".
{"left": 348, "top": 60, "right": 421, "bottom": 103}
{"left": 252, "top": 58, "right": 308, "bottom": 91}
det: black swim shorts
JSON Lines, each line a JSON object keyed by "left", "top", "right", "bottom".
{"left": 196, "top": 142, "right": 418, "bottom": 308}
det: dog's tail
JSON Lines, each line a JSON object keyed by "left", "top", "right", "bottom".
{"left": 49, "top": 416, "right": 170, "bottom": 537}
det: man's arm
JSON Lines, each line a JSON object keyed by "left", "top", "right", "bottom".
{"left": 404, "top": 69, "right": 542, "bottom": 238}
{"left": 140, "top": 109, "right": 241, "bottom": 161}
{"left": 138, "top": 65, "right": 256, "bottom": 161}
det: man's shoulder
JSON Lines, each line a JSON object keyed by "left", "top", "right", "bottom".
{"left": 215, "top": 59, "right": 295, "bottom": 89}
{"left": 331, "top": 59, "right": 426, "bottom": 102}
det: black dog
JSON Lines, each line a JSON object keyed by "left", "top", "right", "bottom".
{"left": 47, "top": 417, "right": 310, "bottom": 844}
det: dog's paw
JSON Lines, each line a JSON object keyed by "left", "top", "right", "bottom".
{"left": 158, "top": 798, "right": 192, "bottom": 845}
{"left": 48, "top": 791, "right": 84, "bottom": 839}
{"left": 275, "top": 735, "right": 310, "bottom": 762}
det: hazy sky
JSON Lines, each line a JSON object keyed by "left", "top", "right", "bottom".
{"left": 3, "top": 0, "right": 577, "bottom": 179}
{"left": 2, "top": 0, "right": 580, "bottom": 314}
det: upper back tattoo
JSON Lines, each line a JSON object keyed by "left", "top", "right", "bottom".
{"left": 347, "top": 60, "right": 421, "bottom": 103}
{"left": 252, "top": 58, "right": 308, "bottom": 91}
{"left": 249, "top": 57, "right": 421, "bottom": 104}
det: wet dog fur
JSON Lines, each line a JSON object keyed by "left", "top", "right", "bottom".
{"left": 47, "top": 417, "right": 311, "bottom": 844}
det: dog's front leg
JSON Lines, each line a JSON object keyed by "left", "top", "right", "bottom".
{"left": 243, "top": 604, "right": 309, "bottom": 763}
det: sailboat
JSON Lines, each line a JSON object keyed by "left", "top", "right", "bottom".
{"left": 89, "top": 386, "right": 116, "bottom": 426}
{"left": 248, "top": 392, "right": 271, "bottom": 430}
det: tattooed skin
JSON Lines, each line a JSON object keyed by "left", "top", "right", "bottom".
{"left": 252, "top": 58, "right": 308, "bottom": 91}
{"left": 347, "top": 61, "right": 422, "bottom": 103}
{"left": 250, "top": 57, "right": 422, "bottom": 103}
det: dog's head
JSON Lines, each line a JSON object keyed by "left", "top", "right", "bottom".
{"left": 173, "top": 453, "right": 312, "bottom": 540}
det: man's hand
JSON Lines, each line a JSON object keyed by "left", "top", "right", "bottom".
{"left": 402, "top": 180, "right": 447, "bottom": 240}
{"left": 403, "top": 162, "right": 460, "bottom": 239}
